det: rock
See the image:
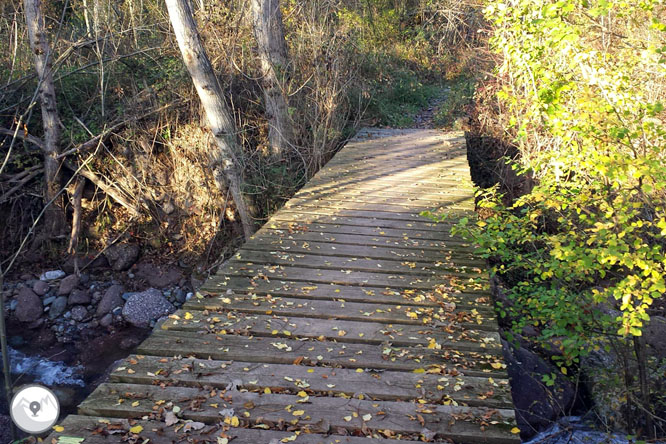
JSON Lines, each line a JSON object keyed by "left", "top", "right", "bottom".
{"left": 32, "top": 280, "right": 50, "bottom": 296}
{"left": 501, "top": 339, "right": 576, "bottom": 440}
{"left": 122, "top": 288, "right": 175, "bottom": 328}
{"left": 15, "top": 288, "right": 43, "bottom": 322}
{"left": 644, "top": 315, "right": 666, "bottom": 359}
{"left": 175, "top": 288, "right": 186, "bottom": 304}
{"left": 58, "top": 275, "right": 80, "bottom": 296}
{"left": 99, "top": 313, "right": 113, "bottom": 328}
{"left": 68, "top": 289, "right": 91, "bottom": 305}
{"left": 40, "top": 270, "right": 66, "bottom": 281}
{"left": 104, "top": 243, "right": 140, "bottom": 271}
{"left": 49, "top": 297, "right": 68, "bottom": 319}
{"left": 135, "top": 262, "right": 182, "bottom": 289}
{"left": 70, "top": 306, "right": 89, "bottom": 322}
{"left": 43, "top": 296, "right": 56, "bottom": 306}
{"left": 79, "top": 273, "right": 90, "bottom": 284}
{"left": 96, "top": 285, "right": 124, "bottom": 316}
{"left": 20, "top": 273, "right": 34, "bottom": 280}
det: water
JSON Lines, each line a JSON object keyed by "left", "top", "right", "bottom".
{"left": 525, "top": 416, "right": 666, "bottom": 444}
{"left": 3, "top": 347, "right": 84, "bottom": 387}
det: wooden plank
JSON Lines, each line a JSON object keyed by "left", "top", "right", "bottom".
{"left": 226, "top": 251, "right": 483, "bottom": 277}
{"left": 199, "top": 277, "right": 491, "bottom": 309}
{"left": 260, "top": 221, "right": 466, "bottom": 242}
{"left": 181, "top": 294, "right": 496, "bottom": 328}
{"left": 249, "top": 230, "right": 477, "bottom": 252}
{"left": 269, "top": 212, "right": 465, "bottom": 231}
{"left": 161, "top": 311, "right": 501, "bottom": 350}
{"left": 46, "top": 415, "right": 414, "bottom": 443}
{"left": 77, "top": 383, "right": 518, "bottom": 444}
{"left": 213, "top": 264, "right": 487, "bottom": 290}
{"left": 108, "top": 356, "right": 512, "bottom": 408}
{"left": 137, "top": 330, "right": 507, "bottom": 376}
{"left": 294, "top": 189, "right": 474, "bottom": 202}
{"left": 240, "top": 239, "right": 483, "bottom": 267}
{"left": 283, "top": 200, "right": 474, "bottom": 214}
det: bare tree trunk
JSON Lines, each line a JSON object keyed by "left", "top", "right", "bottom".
{"left": 251, "top": 0, "right": 294, "bottom": 158}
{"left": 24, "top": 0, "right": 66, "bottom": 235}
{"left": 164, "top": 0, "right": 255, "bottom": 238}
{"left": 67, "top": 176, "right": 85, "bottom": 256}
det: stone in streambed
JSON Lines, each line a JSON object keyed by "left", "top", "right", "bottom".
{"left": 49, "top": 297, "right": 68, "bottom": 319}
{"left": 68, "top": 289, "right": 91, "bottom": 305}
{"left": 40, "top": 270, "right": 66, "bottom": 281}
{"left": 96, "top": 285, "right": 124, "bottom": 316}
{"left": 104, "top": 243, "right": 140, "bottom": 271}
{"left": 15, "top": 288, "right": 42, "bottom": 323}
{"left": 32, "top": 280, "right": 50, "bottom": 296}
{"left": 122, "top": 288, "right": 174, "bottom": 328}
{"left": 57, "top": 275, "right": 80, "bottom": 296}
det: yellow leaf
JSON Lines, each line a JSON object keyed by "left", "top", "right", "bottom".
{"left": 230, "top": 416, "right": 240, "bottom": 427}
{"left": 129, "top": 425, "right": 143, "bottom": 434}
{"left": 131, "top": 401, "right": 140, "bottom": 407}
{"left": 355, "top": 368, "right": 364, "bottom": 373}
{"left": 297, "top": 391, "right": 308, "bottom": 398}
{"left": 490, "top": 362, "right": 504, "bottom": 369}
{"left": 343, "top": 416, "right": 352, "bottom": 422}
{"left": 53, "top": 425, "right": 64, "bottom": 432}
{"left": 292, "top": 410, "right": 305, "bottom": 416}
{"left": 511, "top": 427, "right": 520, "bottom": 434}
{"left": 413, "top": 368, "right": 425, "bottom": 374}
{"left": 184, "top": 312, "right": 193, "bottom": 320}
{"left": 561, "top": 367, "right": 567, "bottom": 375}
{"left": 264, "top": 387, "right": 272, "bottom": 394}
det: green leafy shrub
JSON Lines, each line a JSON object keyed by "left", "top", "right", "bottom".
{"left": 451, "top": 0, "right": 666, "bottom": 435}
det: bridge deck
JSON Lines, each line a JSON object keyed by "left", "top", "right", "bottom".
{"left": 47, "top": 129, "right": 519, "bottom": 443}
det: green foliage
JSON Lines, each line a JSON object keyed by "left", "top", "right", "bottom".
{"left": 433, "top": 75, "right": 476, "bottom": 127}
{"left": 366, "top": 68, "right": 441, "bottom": 127}
{"left": 455, "top": 0, "right": 666, "bottom": 365}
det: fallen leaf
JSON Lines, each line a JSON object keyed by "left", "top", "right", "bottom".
{"left": 129, "top": 425, "right": 143, "bottom": 434}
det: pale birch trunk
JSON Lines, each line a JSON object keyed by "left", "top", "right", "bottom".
{"left": 164, "top": 0, "right": 255, "bottom": 238}
{"left": 24, "top": 0, "right": 65, "bottom": 234}
{"left": 251, "top": 0, "right": 294, "bottom": 158}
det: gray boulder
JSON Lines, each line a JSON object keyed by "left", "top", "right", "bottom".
{"left": 57, "top": 275, "right": 80, "bottom": 296}
{"left": 70, "top": 306, "right": 89, "bottom": 322}
{"left": 135, "top": 262, "right": 182, "bottom": 288}
{"left": 40, "top": 270, "right": 66, "bottom": 281}
{"left": 68, "top": 289, "right": 91, "bottom": 305}
{"left": 122, "top": 288, "right": 174, "bottom": 328}
{"left": 96, "top": 285, "right": 124, "bottom": 316}
{"left": 49, "top": 297, "right": 68, "bottom": 319}
{"left": 104, "top": 243, "right": 140, "bottom": 271}
{"left": 99, "top": 313, "right": 113, "bottom": 328}
{"left": 501, "top": 339, "right": 576, "bottom": 440}
{"left": 15, "top": 288, "right": 42, "bottom": 322}
{"left": 32, "top": 280, "right": 50, "bottom": 296}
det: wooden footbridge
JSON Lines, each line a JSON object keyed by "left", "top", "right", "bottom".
{"left": 47, "top": 129, "right": 519, "bottom": 443}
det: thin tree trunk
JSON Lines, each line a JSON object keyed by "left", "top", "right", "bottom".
{"left": 251, "top": 0, "right": 294, "bottom": 158}
{"left": 24, "top": 0, "right": 66, "bottom": 235}
{"left": 164, "top": 0, "right": 254, "bottom": 238}
{"left": 67, "top": 176, "right": 85, "bottom": 256}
